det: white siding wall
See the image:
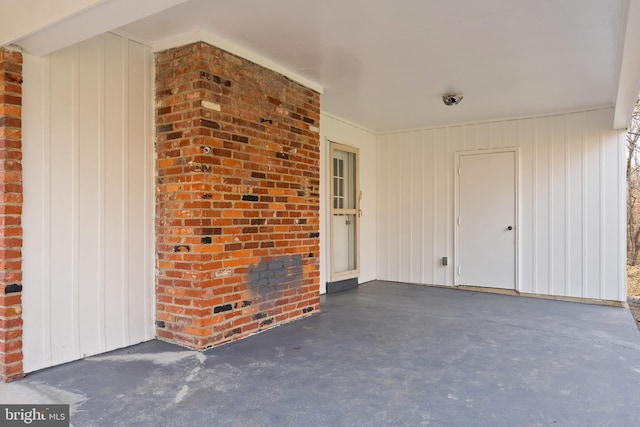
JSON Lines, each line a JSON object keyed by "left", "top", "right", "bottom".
{"left": 320, "top": 113, "right": 377, "bottom": 292}
{"left": 376, "top": 109, "right": 626, "bottom": 302}
{"left": 22, "top": 33, "right": 154, "bottom": 372}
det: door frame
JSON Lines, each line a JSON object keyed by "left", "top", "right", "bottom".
{"left": 454, "top": 147, "right": 519, "bottom": 289}
{"left": 329, "top": 141, "right": 361, "bottom": 282}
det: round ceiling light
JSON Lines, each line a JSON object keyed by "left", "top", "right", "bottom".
{"left": 442, "top": 93, "right": 463, "bottom": 106}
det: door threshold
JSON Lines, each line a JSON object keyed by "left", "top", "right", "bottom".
{"left": 455, "top": 285, "right": 625, "bottom": 307}
{"left": 326, "top": 278, "right": 359, "bottom": 294}
{"left": 456, "top": 285, "right": 518, "bottom": 296}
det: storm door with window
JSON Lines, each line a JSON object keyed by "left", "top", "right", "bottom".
{"left": 330, "top": 142, "right": 360, "bottom": 281}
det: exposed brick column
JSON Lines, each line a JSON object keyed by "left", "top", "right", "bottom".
{"left": 0, "top": 47, "right": 23, "bottom": 382}
{"left": 155, "top": 42, "right": 320, "bottom": 350}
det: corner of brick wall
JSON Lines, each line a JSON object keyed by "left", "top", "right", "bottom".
{"left": 155, "top": 42, "right": 321, "bottom": 350}
{"left": 0, "top": 47, "right": 24, "bottom": 382}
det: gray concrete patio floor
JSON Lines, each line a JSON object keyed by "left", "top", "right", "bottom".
{"left": 3, "top": 281, "right": 640, "bottom": 426}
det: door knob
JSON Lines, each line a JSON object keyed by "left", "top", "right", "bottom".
{"left": 507, "top": 226, "right": 513, "bottom": 231}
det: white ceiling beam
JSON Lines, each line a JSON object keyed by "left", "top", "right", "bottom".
{"left": 0, "top": 0, "right": 105, "bottom": 47}
{"left": 613, "top": 0, "right": 640, "bottom": 129}
{"left": 5, "top": 0, "right": 189, "bottom": 55}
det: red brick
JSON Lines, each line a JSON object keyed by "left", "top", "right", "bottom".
{"left": 0, "top": 350, "right": 22, "bottom": 366}
{"left": 155, "top": 42, "right": 319, "bottom": 351}
{"left": 0, "top": 48, "right": 23, "bottom": 382}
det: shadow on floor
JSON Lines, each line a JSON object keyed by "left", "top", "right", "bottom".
{"left": 3, "top": 281, "right": 640, "bottom": 426}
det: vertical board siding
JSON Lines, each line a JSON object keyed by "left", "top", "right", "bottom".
{"left": 49, "top": 47, "right": 76, "bottom": 364}
{"left": 77, "top": 37, "right": 102, "bottom": 358}
{"left": 376, "top": 109, "right": 626, "bottom": 301}
{"left": 126, "top": 39, "right": 152, "bottom": 344}
{"left": 22, "top": 33, "right": 154, "bottom": 372}
{"left": 104, "top": 33, "right": 125, "bottom": 349}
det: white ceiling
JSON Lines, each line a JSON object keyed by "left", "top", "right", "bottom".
{"left": 6, "top": 0, "right": 638, "bottom": 132}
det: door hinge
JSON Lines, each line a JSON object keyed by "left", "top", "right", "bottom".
{"left": 457, "top": 267, "right": 461, "bottom": 276}
{"left": 457, "top": 216, "right": 461, "bottom": 226}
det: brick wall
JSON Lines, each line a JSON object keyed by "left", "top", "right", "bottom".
{"left": 0, "top": 47, "right": 23, "bottom": 382}
{"left": 155, "top": 42, "right": 320, "bottom": 350}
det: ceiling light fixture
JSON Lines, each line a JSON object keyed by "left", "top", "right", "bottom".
{"left": 442, "top": 93, "right": 463, "bottom": 106}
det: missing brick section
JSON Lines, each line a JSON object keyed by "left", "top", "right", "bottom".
{"left": 155, "top": 320, "right": 166, "bottom": 328}
{"left": 4, "top": 284, "right": 22, "bottom": 294}
{"left": 174, "top": 245, "right": 191, "bottom": 253}
{"left": 214, "top": 304, "right": 233, "bottom": 314}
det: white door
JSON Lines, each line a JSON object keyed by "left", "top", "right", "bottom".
{"left": 457, "top": 150, "right": 516, "bottom": 289}
{"left": 330, "top": 143, "right": 360, "bottom": 280}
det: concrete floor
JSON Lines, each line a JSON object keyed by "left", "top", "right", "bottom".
{"left": 3, "top": 281, "right": 640, "bottom": 426}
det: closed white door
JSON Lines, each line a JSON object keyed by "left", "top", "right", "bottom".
{"left": 457, "top": 150, "right": 516, "bottom": 289}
